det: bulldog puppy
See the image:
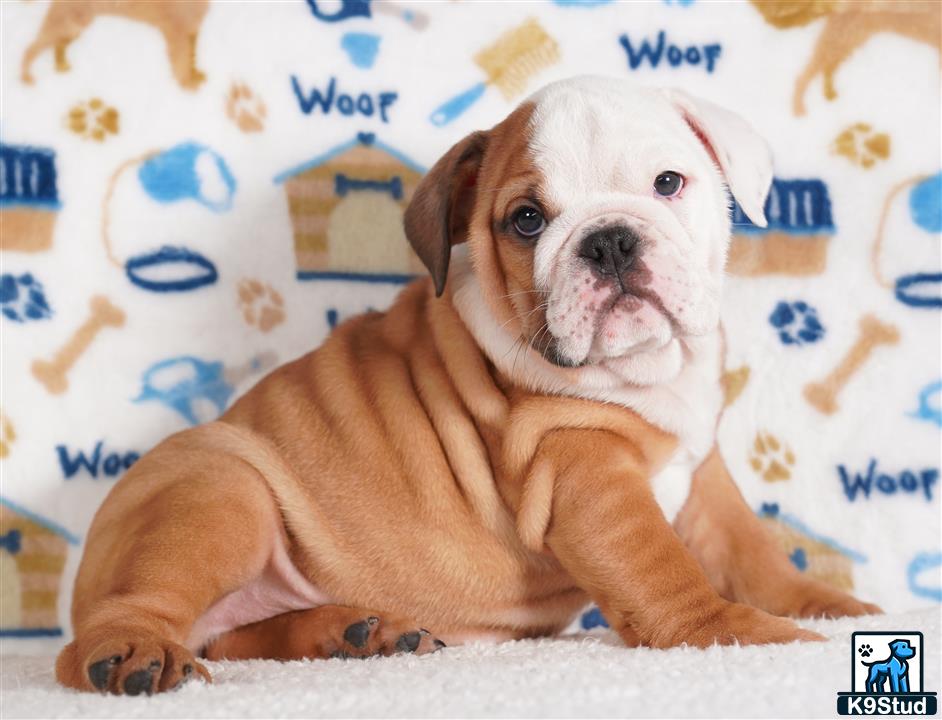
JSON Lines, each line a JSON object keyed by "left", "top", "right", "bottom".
{"left": 56, "top": 76, "right": 879, "bottom": 695}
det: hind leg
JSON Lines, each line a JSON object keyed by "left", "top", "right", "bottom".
{"left": 675, "top": 447, "right": 882, "bottom": 619}
{"left": 204, "top": 606, "right": 445, "bottom": 661}
{"left": 56, "top": 427, "right": 285, "bottom": 694}
{"left": 21, "top": 4, "right": 93, "bottom": 84}
{"left": 161, "top": 28, "right": 205, "bottom": 89}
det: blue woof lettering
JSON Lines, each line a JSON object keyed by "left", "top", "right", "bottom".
{"left": 57, "top": 441, "right": 140, "bottom": 480}
{"left": 292, "top": 76, "right": 397, "bottom": 123}
{"left": 619, "top": 31, "right": 721, "bottom": 73}
{"left": 838, "top": 459, "right": 938, "bottom": 502}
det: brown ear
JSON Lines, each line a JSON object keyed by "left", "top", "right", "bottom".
{"left": 404, "top": 131, "right": 488, "bottom": 296}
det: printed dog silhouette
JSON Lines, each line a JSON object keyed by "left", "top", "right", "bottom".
{"left": 750, "top": 1, "right": 941, "bottom": 116}
{"left": 21, "top": 0, "right": 209, "bottom": 90}
{"left": 864, "top": 639, "right": 916, "bottom": 693}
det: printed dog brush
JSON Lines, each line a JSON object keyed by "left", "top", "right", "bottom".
{"left": 429, "top": 18, "right": 559, "bottom": 127}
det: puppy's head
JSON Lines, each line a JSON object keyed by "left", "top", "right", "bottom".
{"left": 405, "top": 76, "right": 772, "bottom": 387}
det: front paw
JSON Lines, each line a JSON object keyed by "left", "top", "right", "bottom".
{"left": 57, "top": 636, "right": 210, "bottom": 694}
{"left": 785, "top": 581, "right": 882, "bottom": 619}
{"left": 652, "top": 602, "right": 825, "bottom": 649}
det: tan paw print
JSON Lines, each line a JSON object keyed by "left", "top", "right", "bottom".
{"left": 225, "top": 83, "right": 267, "bottom": 133}
{"left": 0, "top": 413, "right": 15, "bottom": 459}
{"left": 238, "top": 279, "right": 285, "bottom": 333}
{"left": 832, "top": 123, "right": 890, "bottom": 169}
{"left": 749, "top": 432, "right": 795, "bottom": 482}
{"left": 66, "top": 98, "right": 119, "bottom": 142}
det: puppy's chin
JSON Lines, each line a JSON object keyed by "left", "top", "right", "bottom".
{"left": 537, "top": 296, "right": 686, "bottom": 385}
{"left": 589, "top": 296, "right": 675, "bottom": 359}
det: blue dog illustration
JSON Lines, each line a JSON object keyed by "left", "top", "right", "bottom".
{"left": 864, "top": 639, "right": 916, "bottom": 693}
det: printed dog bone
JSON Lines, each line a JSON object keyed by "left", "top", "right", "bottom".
{"left": 803, "top": 314, "right": 899, "bottom": 415}
{"left": 31, "top": 296, "right": 125, "bottom": 395}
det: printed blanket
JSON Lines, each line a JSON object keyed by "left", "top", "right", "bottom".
{"left": 1, "top": 0, "right": 939, "bottom": 651}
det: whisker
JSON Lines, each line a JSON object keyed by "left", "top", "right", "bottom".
{"left": 498, "top": 301, "right": 548, "bottom": 332}
{"left": 498, "top": 289, "right": 542, "bottom": 301}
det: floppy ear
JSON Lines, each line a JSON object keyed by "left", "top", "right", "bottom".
{"left": 404, "top": 131, "right": 489, "bottom": 296}
{"left": 662, "top": 89, "right": 773, "bottom": 228}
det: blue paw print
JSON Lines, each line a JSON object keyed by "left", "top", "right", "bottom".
{"left": 769, "top": 301, "right": 825, "bottom": 346}
{"left": 789, "top": 547, "right": 808, "bottom": 571}
{"left": 0, "top": 273, "right": 53, "bottom": 322}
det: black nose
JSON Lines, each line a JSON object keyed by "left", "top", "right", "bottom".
{"left": 579, "top": 226, "right": 641, "bottom": 277}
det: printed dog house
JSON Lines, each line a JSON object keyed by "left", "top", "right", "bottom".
{"left": 0, "top": 497, "right": 79, "bottom": 637}
{"left": 0, "top": 142, "right": 60, "bottom": 253}
{"left": 759, "top": 504, "right": 859, "bottom": 591}
{"left": 274, "top": 132, "right": 426, "bottom": 282}
{"left": 727, "top": 178, "right": 834, "bottom": 276}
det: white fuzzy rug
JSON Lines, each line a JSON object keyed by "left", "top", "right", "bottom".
{"left": 2, "top": 608, "right": 939, "bottom": 719}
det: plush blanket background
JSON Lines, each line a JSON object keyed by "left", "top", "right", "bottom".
{"left": 1, "top": 0, "right": 940, "bottom": 659}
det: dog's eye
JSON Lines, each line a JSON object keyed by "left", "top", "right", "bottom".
{"left": 512, "top": 206, "right": 545, "bottom": 238}
{"left": 654, "top": 171, "right": 684, "bottom": 197}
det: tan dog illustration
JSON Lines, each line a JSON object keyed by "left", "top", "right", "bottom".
{"left": 21, "top": 0, "right": 209, "bottom": 90}
{"left": 750, "top": 0, "right": 941, "bottom": 116}
{"left": 56, "top": 78, "right": 880, "bottom": 696}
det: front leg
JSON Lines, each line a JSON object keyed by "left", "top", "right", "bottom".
{"left": 674, "top": 446, "right": 881, "bottom": 619}
{"left": 533, "top": 430, "right": 821, "bottom": 648}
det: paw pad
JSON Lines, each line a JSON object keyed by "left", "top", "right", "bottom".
{"left": 859, "top": 643, "right": 873, "bottom": 658}
{"left": 343, "top": 619, "right": 374, "bottom": 649}
{"left": 66, "top": 98, "right": 119, "bottom": 142}
{"left": 769, "top": 300, "right": 825, "bottom": 346}
{"left": 395, "top": 631, "right": 421, "bottom": 653}
{"left": 237, "top": 279, "right": 285, "bottom": 332}
{"left": 749, "top": 432, "right": 795, "bottom": 482}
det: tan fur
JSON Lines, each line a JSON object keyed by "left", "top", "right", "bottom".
{"left": 204, "top": 607, "right": 443, "bottom": 661}
{"left": 21, "top": 1, "right": 209, "bottom": 90}
{"left": 57, "top": 99, "right": 879, "bottom": 695}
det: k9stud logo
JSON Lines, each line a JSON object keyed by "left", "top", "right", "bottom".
{"left": 837, "top": 632, "right": 938, "bottom": 715}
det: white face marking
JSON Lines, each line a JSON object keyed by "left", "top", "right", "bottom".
{"left": 451, "top": 76, "right": 771, "bottom": 455}
{"left": 527, "top": 77, "right": 731, "bottom": 377}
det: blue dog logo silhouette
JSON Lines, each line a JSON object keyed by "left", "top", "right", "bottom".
{"left": 838, "top": 631, "right": 937, "bottom": 715}
{"left": 861, "top": 638, "right": 916, "bottom": 694}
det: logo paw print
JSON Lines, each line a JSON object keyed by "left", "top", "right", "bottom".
{"left": 66, "top": 98, "right": 119, "bottom": 142}
{"left": 237, "top": 279, "right": 285, "bottom": 333}
{"left": 225, "top": 83, "right": 267, "bottom": 133}
{"left": 769, "top": 300, "right": 825, "bottom": 346}
{"left": 858, "top": 644, "right": 874, "bottom": 658}
{"left": 749, "top": 432, "right": 795, "bottom": 482}
{"left": 833, "top": 123, "right": 890, "bottom": 169}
